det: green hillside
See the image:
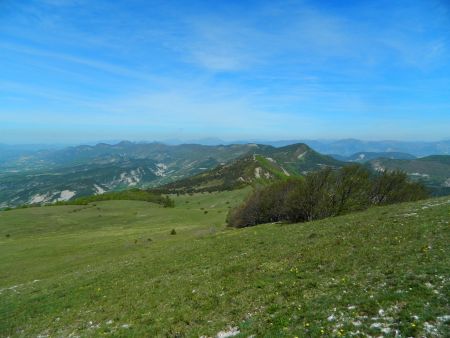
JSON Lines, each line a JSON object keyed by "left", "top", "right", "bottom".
{"left": 420, "top": 155, "right": 450, "bottom": 165}
{"left": 158, "top": 155, "right": 286, "bottom": 193}
{"left": 158, "top": 144, "right": 344, "bottom": 193}
{"left": 1, "top": 192, "right": 449, "bottom": 337}
{"left": 368, "top": 155, "right": 450, "bottom": 195}
{"left": 263, "top": 143, "right": 343, "bottom": 173}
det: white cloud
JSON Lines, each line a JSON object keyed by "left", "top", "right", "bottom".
{"left": 173, "top": 1, "right": 448, "bottom": 72}
{"left": 0, "top": 43, "right": 158, "bottom": 81}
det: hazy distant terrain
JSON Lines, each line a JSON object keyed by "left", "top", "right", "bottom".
{"left": 330, "top": 151, "right": 417, "bottom": 162}
{"left": 0, "top": 142, "right": 258, "bottom": 207}
{"left": 0, "top": 138, "right": 450, "bottom": 167}
{"left": 161, "top": 139, "right": 450, "bottom": 157}
{"left": 0, "top": 142, "right": 342, "bottom": 207}
{"left": 1, "top": 141, "right": 449, "bottom": 207}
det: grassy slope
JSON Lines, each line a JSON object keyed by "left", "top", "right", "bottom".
{"left": 0, "top": 191, "right": 449, "bottom": 337}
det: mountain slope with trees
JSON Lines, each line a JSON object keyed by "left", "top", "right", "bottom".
{"left": 157, "top": 144, "right": 344, "bottom": 193}
{"left": 367, "top": 155, "right": 450, "bottom": 195}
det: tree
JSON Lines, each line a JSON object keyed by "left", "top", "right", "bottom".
{"left": 227, "top": 165, "right": 429, "bottom": 228}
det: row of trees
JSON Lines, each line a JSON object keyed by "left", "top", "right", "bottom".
{"left": 227, "top": 165, "right": 428, "bottom": 227}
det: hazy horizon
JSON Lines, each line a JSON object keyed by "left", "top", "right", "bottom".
{"left": 1, "top": 137, "right": 450, "bottom": 148}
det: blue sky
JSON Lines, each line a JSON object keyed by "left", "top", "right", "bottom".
{"left": 1, "top": 0, "right": 449, "bottom": 143}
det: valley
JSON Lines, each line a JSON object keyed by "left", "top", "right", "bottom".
{"left": 2, "top": 141, "right": 449, "bottom": 208}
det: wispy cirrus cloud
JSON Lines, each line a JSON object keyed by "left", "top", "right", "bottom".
{"left": 174, "top": 0, "right": 449, "bottom": 73}
{"left": 1, "top": 0, "right": 449, "bottom": 142}
{"left": 0, "top": 42, "right": 158, "bottom": 81}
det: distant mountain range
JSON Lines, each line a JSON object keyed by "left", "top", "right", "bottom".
{"left": 0, "top": 141, "right": 449, "bottom": 207}
{"left": 2, "top": 138, "right": 450, "bottom": 160}
{"left": 160, "top": 138, "right": 450, "bottom": 157}
{"left": 330, "top": 151, "right": 417, "bottom": 162}
{"left": 254, "top": 139, "right": 450, "bottom": 157}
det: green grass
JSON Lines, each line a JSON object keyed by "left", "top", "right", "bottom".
{"left": 254, "top": 155, "right": 289, "bottom": 180}
{"left": 53, "top": 188, "right": 174, "bottom": 207}
{"left": 0, "top": 190, "right": 449, "bottom": 337}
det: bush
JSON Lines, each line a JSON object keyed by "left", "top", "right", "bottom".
{"left": 170, "top": 229, "right": 177, "bottom": 235}
{"left": 54, "top": 189, "right": 175, "bottom": 208}
{"left": 227, "top": 179, "right": 299, "bottom": 227}
{"left": 370, "top": 170, "right": 428, "bottom": 205}
{"left": 161, "top": 196, "right": 175, "bottom": 208}
{"left": 227, "top": 165, "right": 429, "bottom": 228}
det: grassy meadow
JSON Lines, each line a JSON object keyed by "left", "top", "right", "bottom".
{"left": 0, "top": 189, "right": 449, "bottom": 337}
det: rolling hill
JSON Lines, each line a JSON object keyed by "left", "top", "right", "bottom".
{"left": 1, "top": 191, "right": 448, "bottom": 337}
{"left": 157, "top": 155, "right": 283, "bottom": 193}
{"left": 158, "top": 143, "right": 344, "bottom": 193}
{"left": 0, "top": 143, "right": 343, "bottom": 207}
{"left": 368, "top": 155, "right": 450, "bottom": 195}
{"left": 307, "top": 139, "right": 450, "bottom": 157}
{"left": 1, "top": 141, "right": 448, "bottom": 208}
{"left": 0, "top": 143, "right": 267, "bottom": 207}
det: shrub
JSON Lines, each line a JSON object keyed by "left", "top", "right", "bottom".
{"left": 370, "top": 170, "right": 428, "bottom": 205}
{"left": 161, "top": 196, "right": 175, "bottom": 208}
{"left": 227, "top": 179, "right": 299, "bottom": 227}
{"left": 54, "top": 189, "right": 175, "bottom": 208}
{"left": 170, "top": 229, "right": 177, "bottom": 235}
{"left": 227, "top": 165, "right": 429, "bottom": 228}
